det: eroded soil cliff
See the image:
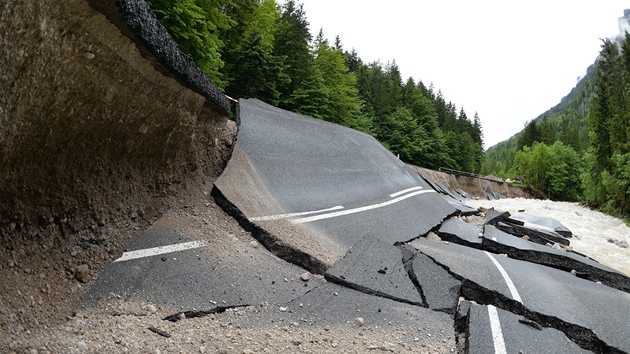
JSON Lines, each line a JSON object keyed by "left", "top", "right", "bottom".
{"left": 0, "top": 0, "right": 236, "bottom": 330}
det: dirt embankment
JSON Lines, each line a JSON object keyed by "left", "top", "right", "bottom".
{"left": 412, "top": 166, "right": 536, "bottom": 199}
{"left": 0, "top": 0, "right": 235, "bottom": 329}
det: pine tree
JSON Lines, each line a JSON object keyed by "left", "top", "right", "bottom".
{"left": 273, "top": 0, "right": 312, "bottom": 109}
{"left": 146, "top": 0, "right": 231, "bottom": 88}
{"left": 589, "top": 39, "right": 618, "bottom": 172}
{"left": 518, "top": 119, "right": 541, "bottom": 151}
{"left": 538, "top": 116, "right": 557, "bottom": 145}
{"left": 308, "top": 33, "right": 362, "bottom": 127}
{"left": 224, "top": 0, "right": 289, "bottom": 103}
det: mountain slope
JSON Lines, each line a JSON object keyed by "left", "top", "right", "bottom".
{"left": 481, "top": 61, "right": 597, "bottom": 176}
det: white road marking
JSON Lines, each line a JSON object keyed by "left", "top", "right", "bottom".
{"left": 292, "top": 190, "right": 435, "bottom": 224}
{"left": 250, "top": 205, "right": 344, "bottom": 222}
{"left": 389, "top": 186, "right": 424, "bottom": 198}
{"left": 484, "top": 251, "right": 523, "bottom": 303}
{"left": 114, "top": 241, "right": 206, "bottom": 262}
{"left": 488, "top": 305, "right": 508, "bottom": 354}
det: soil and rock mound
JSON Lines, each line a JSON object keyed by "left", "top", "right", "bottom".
{"left": 1, "top": 0, "right": 236, "bottom": 347}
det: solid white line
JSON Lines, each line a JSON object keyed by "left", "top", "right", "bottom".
{"left": 484, "top": 251, "right": 523, "bottom": 303}
{"left": 389, "top": 186, "right": 424, "bottom": 198}
{"left": 488, "top": 305, "right": 508, "bottom": 354}
{"left": 292, "top": 190, "right": 435, "bottom": 224}
{"left": 114, "top": 241, "right": 206, "bottom": 262}
{"left": 249, "top": 205, "right": 344, "bottom": 222}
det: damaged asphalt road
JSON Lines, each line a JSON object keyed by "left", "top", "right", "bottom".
{"left": 82, "top": 98, "right": 630, "bottom": 353}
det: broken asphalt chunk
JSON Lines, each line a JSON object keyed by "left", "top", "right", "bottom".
{"left": 324, "top": 236, "right": 424, "bottom": 306}
{"left": 442, "top": 195, "right": 480, "bottom": 216}
{"left": 484, "top": 209, "right": 512, "bottom": 225}
{"left": 148, "top": 326, "right": 171, "bottom": 338}
{"left": 483, "top": 225, "right": 630, "bottom": 293}
{"left": 410, "top": 238, "right": 630, "bottom": 353}
{"left": 466, "top": 305, "right": 591, "bottom": 354}
{"left": 455, "top": 188, "right": 472, "bottom": 200}
{"left": 495, "top": 221, "right": 570, "bottom": 247}
{"left": 435, "top": 181, "right": 462, "bottom": 201}
{"left": 411, "top": 252, "right": 462, "bottom": 314}
{"left": 436, "top": 218, "right": 483, "bottom": 249}
{"left": 485, "top": 187, "right": 497, "bottom": 200}
{"left": 511, "top": 212, "right": 573, "bottom": 238}
{"left": 163, "top": 305, "right": 249, "bottom": 322}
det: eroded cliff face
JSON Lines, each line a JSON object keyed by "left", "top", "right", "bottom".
{"left": 413, "top": 166, "right": 537, "bottom": 200}
{"left": 0, "top": 0, "right": 235, "bottom": 251}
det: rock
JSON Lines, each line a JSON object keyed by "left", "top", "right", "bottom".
{"left": 608, "top": 238, "right": 629, "bottom": 248}
{"left": 75, "top": 264, "right": 89, "bottom": 283}
{"left": 76, "top": 341, "right": 88, "bottom": 351}
{"left": 382, "top": 342, "right": 398, "bottom": 351}
{"left": 299, "top": 272, "right": 310, "bottom": 282}
{"left": 242, "top": 350, "right": 255, "bottom": 354}
{"left": 353, "top": 317, "right": 364, "bottom": 327}
{"left": 291, "top": 339, "right": 302, "bottom": 346}
{"left": 146, "top": 304, "right": 157, "bottom": 313}
{"left": 82, "top": 52, "right": 95, "bottom": 59}
{"left": 199, "top": 347, "right": 206, "bottom": 353}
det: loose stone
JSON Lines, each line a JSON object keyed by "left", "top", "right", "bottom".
{"left": 353, "top": 317, "right": 364, "bottom": 327}
{"left": 75, "top": 264, "right": 89, "bottom": 283}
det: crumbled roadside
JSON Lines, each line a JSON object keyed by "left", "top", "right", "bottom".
{"left": 2, "top": 298, "right": 454, "bottom": 353}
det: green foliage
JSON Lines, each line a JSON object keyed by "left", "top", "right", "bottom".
{"left": 147, "top": 0, "right": 485, "bottom": 172}
{"left": 273, "top": 0, "right": 312, "bottom": 109}
{"left": 483, "top": 59, "right": 596, "bottom": 179}
{"left": 582, "top": 35, "right": 630, "bottom": 217}
{"left": 514, "top": 142, "right": 583, "bottom": 200}
{"left": 222, "top": 0, "right": 289, "bottom": 103}
{"left": 146, "top": 0, "right": 231, "bottom": 88}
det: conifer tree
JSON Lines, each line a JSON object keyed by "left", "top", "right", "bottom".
{"left": 273, "top": 0, "right": 312, "bottom": 109}
{"left": 146, "top": 0, "right": 231, "bottom": 88}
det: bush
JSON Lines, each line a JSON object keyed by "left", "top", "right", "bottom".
{"left": 514, "top": 141, "right": 583, "bottom": 200}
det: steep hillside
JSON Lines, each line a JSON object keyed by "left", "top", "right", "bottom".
{"left": 481, "top": 62, "right": 596, "bottom": 176}
{"left": 0, "top": 0, "right": 236, "bottom": 327}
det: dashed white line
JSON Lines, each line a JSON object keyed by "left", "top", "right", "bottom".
{"left": 250, "top": 205, "right": 344, "bottom": 222}
{"left": 488, "top": 305, "right": 508, "bottom": 354}
{"left": 292, "top": 190, "right": 435, "bottom": 224}
{"left": 484, "top": 251, "right": 523, "bottom": 303}
{"left": 114, "top": 241, "right": 206, "bottom": 262}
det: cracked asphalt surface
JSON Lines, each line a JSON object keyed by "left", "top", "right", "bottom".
{"left": 83, "top": 98, "right": 630, "bottom": 353}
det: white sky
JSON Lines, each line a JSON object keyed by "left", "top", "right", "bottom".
{"left": 289, "top": 1, "right": 628, "bottom": 148}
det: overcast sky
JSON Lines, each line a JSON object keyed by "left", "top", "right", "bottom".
{"left": 289, "top": 1, "right": 629, "bottom": 148}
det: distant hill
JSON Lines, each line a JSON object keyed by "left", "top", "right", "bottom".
{"left": 481, "top": 61, "right": 597, "bottom": 177}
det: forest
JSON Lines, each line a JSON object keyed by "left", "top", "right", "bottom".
{"left": 145, "top": 0, "right": 484, "bottom": 173}
{"left": 483, "top": 33, "right": 630, "bottom": 218}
